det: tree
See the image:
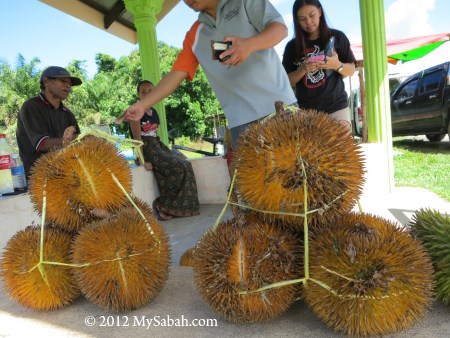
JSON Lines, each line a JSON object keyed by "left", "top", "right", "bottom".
{"left": 0, "top": 55, "right": 41, "bottom": 143}
{"left": 0, "top": 44, "right": 224, "bottom": 142}
{"left": 157, "top": 42, "right": 223, "bottom": 139}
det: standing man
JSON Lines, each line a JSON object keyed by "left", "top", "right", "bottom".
{"left": 16, "top": 66, "right": 82, "bottom": 178}
{"left": 121, "top": 0, "right": 297, "bottom": 149}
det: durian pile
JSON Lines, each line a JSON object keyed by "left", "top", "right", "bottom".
{"left": 191, "top": 104, "right": 435, "bottom": 336}
{"left": 1, "top": 135, "right": 170, "bottom": 312}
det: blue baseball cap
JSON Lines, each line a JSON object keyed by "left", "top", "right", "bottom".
{"left": 40, "top": 66, "right": 82, "bottom": 86}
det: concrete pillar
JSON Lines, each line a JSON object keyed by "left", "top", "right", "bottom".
{"left": 359, "top": 0, "right": 394, "bottom": 193}
{"left": 124, "top": 0, "right": 169, "bottom": 144}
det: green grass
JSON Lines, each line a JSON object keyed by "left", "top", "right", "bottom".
{"left": 393, "top": 138, "right": 450, "bottom": 201}
{"left": 173, "top": 139, "right": 215, "bottom": 159}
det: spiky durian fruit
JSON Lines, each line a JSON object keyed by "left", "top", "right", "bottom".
{"left": 305, "top": 212, "right": 433, "bottom": 336}
{"left": 233, "top": 109, "right": 364, "bottom": 227}
{"left": 0, "top": 225, "right": 79, "bottom": 310}
{"left": 71, "top": 200, "right": 171, "bottom": 312}
{"left": 192, "top": 214, "right": 303, "bottom": 323}
{"left": 28, "top": 136, "right": 131, "bottom": 232}
{"left": 410, "top": 208, "right": 450, "bottom": 304}
{"left": 179, "top": 247, "right": 196, "bottom": 267}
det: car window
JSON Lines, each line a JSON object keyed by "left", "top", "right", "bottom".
{"left": 447, "top": 67, "right": 450, "bottom": 86}
{"left": 420, "top": 70, "right": 441, "bottom": 92}
{"left": 395, "top": 79, "right": 418, "bottom": 100}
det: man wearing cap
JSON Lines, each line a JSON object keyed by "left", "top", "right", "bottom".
{"left": 16, "top": 66, "right": 82, "bottom": 178}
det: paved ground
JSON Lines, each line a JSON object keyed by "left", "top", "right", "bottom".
{"left": 1, "top": 186, "right": 450, "bottom": 337}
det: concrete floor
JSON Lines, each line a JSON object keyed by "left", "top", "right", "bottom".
{"left": 2, "top": 189, "right": 450, "bottom": 337}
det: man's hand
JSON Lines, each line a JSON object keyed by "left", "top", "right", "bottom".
{"left": 115, "top": 102, "right": 146, "bottom": 123}
{"left": 62, "top": 126, "right": 77, "bottom": 147}
{"left": 220, "top": 36, "right": 252, "bottom": 67}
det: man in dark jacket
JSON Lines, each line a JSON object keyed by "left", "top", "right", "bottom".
{"left": 16, "top": 66, "right": 82, "bottom": 178}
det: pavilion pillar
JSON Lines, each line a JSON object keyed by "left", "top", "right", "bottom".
{"left": 124, "top": 0, "right": 168, "bottom": 144}
{"left": 359, "top": 0, "right": 394, "bottom": 193}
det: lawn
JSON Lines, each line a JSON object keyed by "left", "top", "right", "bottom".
{"left": 393, "top": 138, "right": 450, "bottom": 202}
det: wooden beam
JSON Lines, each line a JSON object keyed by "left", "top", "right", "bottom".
{"left": 104, "top": 0, "right": 126, "bottom": 30}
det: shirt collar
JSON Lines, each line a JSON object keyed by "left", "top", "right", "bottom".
{"left": 38, "top": 93, "right": 68, "bottom": 111}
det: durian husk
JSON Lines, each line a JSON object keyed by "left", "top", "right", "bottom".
{"left": 71, "top": 200, "right": 171, "bottom": 312}
{"left": 0, "top": 225, "right": 79, "bottom": 310}
{"left": 192, "top": 214, "right": 303, "bottom": 323}
{"left": 179, "top": 247, "right": 196, "bottom": 267}
{"left": 305, "top": 212, "right": 433, "bottom": 336}
{"left": 233, "top": 109, "right": 365, "bottom": 228}
{"left": 409, "top": 208, "right": 450, "bottom": 304}
{"left": 28, "top": 136, "right": 131, "bottom": 232}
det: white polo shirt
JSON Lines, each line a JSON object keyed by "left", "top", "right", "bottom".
{"left": 172, "top": 0, "right": 296, "bottom": 128}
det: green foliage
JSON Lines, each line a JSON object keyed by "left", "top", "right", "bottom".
{"left": 0, "top": 55, "right": 41, "bottom": 127}
{"left": 0, "top": 43, "right": 224, "bottom": 141}
{"left": 159, "top": 42, "right": 223, "bottom": 139}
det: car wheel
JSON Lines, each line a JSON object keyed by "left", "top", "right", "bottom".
{"left": 425, "top": 134, "right": 445, "bottom": 142}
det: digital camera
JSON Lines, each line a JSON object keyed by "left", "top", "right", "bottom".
{"left": 211, "top": 41, "right": 232, "bottom": 62}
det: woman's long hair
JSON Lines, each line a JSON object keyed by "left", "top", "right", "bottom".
{"left": 292, "top": 0, "right": 332, "bottom": 61}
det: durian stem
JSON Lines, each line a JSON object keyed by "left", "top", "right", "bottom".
{"left": 320, "top": 265, "right": 357, "bottom": 282}
{"left": 117, "top": 252, "right": 129, "bottom": 293}
{"left": 213, "top": 168, "right": 238, "bottom": 230}
{"left": 357, "top": 199, "right": 363, "bottom": 213}
{"left": 73, "top": 130, "right": 145, "bottom": 164}
{"left": 39, "top": 179, "right": 47, "bottom": 264}
{"left": 39, "top": 248, "right": 153, "bottom": 269}
{"left": 227, "top": 189, "right": 348, "bottom": 218}
{"left": 109, "top": 170, "right": 155, "bottom": 237}
{"left": 309, "top": 277, "right": 394, "bottom": 300}
{"left": 299, "top": 156, "right": 310, "bottom": 282}
{"left": 239, "top": 277, "right": 306, "bottom": 294}
{"left": 38, "top": 178, "right": 50, "bottom": 287}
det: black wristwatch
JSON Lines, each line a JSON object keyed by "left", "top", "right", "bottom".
{"left": 336, "top": 63, "right": 344, "bottom": 73}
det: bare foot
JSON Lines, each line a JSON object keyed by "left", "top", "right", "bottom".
{"left": 159, "top": 211, "right": 173, "bottom": 220}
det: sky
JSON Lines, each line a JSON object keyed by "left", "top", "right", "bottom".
{"left": 0, "top": 0, "right": 449, "bottom": 79}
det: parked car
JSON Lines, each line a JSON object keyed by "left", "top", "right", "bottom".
{"left": 349, "top": 76, "right": 405, "bottom": 137}
{"left": 390, "top": 61, "right": 450, "bottom": 141}
{"left": 349, "top": 88, "right": 363, "bottom": 136}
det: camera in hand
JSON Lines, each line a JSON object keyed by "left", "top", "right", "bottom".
{"left": 212, "top": 41, "right": 232, "bottom": 62}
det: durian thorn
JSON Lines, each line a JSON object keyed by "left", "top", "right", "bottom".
{"left": 76, "top": 155, "right": 98, "bottom": 200}
{"left": 212, "top": 168, "right": 238, "bottom": 230}
{"left": 239, "top": 277, "right": 306, "bottom": 295}
{"left": 117, "top": 252, "right": 129, "bottom": 294}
